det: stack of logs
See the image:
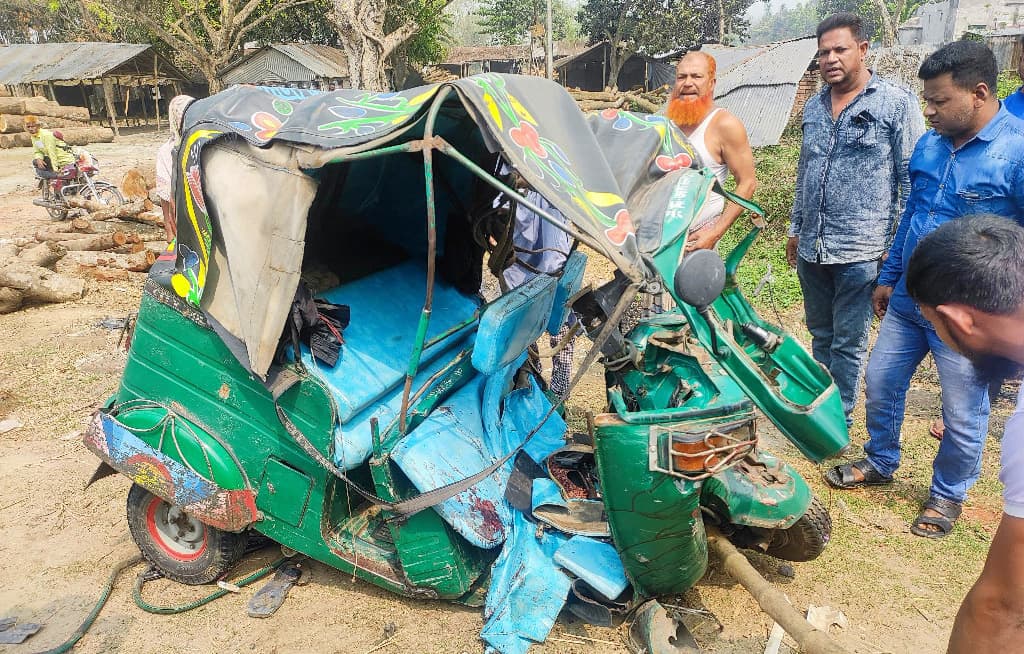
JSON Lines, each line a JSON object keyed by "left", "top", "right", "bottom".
{"left": 568, "top": 88, "right": 669, "bottom": 114}
{"left": 0, "top": 96, "right": 115, "bottom": 149}
{"left": 0, "top": 170, "right": 166, "bottom": 313}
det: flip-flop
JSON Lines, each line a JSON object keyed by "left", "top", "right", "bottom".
{"left": 823, "top": 458, "right": 893, "bottom": 489}
{"left": 910, "top": 496, "right": 961, "bottom": 539}
{"left": 929, "top": 417, "right": 944, "bottom": 441}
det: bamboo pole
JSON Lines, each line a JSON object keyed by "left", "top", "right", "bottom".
{"left": 706, "top": 527, "right": 851, "bottom": 654}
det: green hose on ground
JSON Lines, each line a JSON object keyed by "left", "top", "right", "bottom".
{"left": 132, "top": 557, "right": 287, "bottom": 614}
{"left": 28, "top": 554, "right": 286, "bottom": 652}
{"left": 31, "top": 554, "right": 144, "bottom": 654}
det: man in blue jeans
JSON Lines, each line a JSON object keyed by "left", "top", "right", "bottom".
{"left": 825, "top": 41, "right": 1024, "bottom": 538}
{"left": 787, "top": 12, "right": 924, "bottom": 427}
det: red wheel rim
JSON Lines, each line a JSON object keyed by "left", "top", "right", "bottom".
{"left": 145, "top": 495, "right": 208, "bottom": 562}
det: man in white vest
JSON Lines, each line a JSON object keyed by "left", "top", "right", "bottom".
{"left": 666, "top": 50, "right": 757, "bottom": 252}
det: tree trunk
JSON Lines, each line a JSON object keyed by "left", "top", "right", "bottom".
{"left": 0, "top": 262, "right": 86, "bottom": 304}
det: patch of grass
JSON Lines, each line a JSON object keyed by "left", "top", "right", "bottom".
{"left": 719, "top": 125, "right": 804, "bottom": 312}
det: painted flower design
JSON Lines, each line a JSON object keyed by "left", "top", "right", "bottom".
{"left": 604, "top": 209, "right": 635, "bottom": 246}
{"left": 509, "top": 121, "right": 547, "bottom": 158}
{"left": 186, "top": 165, "right": 206, "bottom": 214}
{"left": 251, "top": 111, "right": 282, "bottom": 141}
{"left": 655, "top": 153, "right": 694, "bottom": 172}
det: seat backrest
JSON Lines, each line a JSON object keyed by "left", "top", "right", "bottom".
{"left": 472, "top": 273, "right": 557, "bottom": 375}
{"left": 546, "top": 250, "right": 587, "bottom": 335}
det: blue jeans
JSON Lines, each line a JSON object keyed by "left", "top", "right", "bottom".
{"left": 796, "top": 257, "right": 878, "bottom": 425}
{"left": 863, "top": 307, "right": 990, "bottom": 503}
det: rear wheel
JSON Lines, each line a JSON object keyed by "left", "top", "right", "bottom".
{"left": 763, "top": 495, "right": 832, "bottom": 562}
{"left": 126, "top": 484, "right": 246, "bottom": 584}
{"left": 82, "top": 182, "right": 124, "bottom": 208}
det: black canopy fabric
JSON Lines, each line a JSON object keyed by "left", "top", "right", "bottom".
{"left": 167, "top": 74, "right": 705, "bottom": 377}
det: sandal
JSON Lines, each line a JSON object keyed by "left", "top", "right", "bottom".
{"left": 823, "top": 458, "right": 893, "bottom": 489}
{"left": 910, "top": 496, "right": 962, "bottom": 539}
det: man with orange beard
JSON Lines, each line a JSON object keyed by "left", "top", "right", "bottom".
{"left": 667, "top": 51, "right": 757, "bottom": 252}
{"left": 787, "top": 12, "right": 924, "bottom": 428}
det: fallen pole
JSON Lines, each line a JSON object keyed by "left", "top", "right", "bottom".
{"left": 706, "top": 527, "right": 851, "bottom": 654}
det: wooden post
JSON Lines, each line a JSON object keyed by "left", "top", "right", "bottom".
{"left": 706, "top": 528, "right": 851, "bottom": 654}
{"left": 101, "top": 77, "right": 119, "bottom": 139}
{"left": 153, "top": 53, "right": 161, "bottom": 131}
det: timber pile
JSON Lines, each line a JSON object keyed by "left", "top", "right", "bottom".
{"left": 0, "top": 96, "right": 114, "bottom": 149}
{"left": 567, "top": 87, "right": 670, "bottom": 114}
{"left": 1, "top": 169, "right": 168, "bottom": 311}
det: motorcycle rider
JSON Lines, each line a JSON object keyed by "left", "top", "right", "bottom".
{"left": 25, "top": 115, "right": 76, "bottom": 177}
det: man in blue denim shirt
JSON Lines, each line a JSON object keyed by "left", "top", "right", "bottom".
{"left": 787, "top": 13, "right": 924, "bottom": 427}
{"left": 826, "top": 41, "right": 1024, "bottom": 538}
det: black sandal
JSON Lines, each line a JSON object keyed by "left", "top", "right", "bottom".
{"left": 823, "top": 458, "right": 893, "bottom": 489}
{"left": 910, "top": 496, "right": 962, "bottom": 539}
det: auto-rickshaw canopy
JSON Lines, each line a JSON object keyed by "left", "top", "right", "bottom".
{"left": 168, "top": 74, "right": 709, "bottom": 378}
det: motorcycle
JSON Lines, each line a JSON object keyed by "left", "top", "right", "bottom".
{"left": 82, "top": 75, "right": 849, "bottom": 653}
{"left": 33, "top": 151, "right": 124, "bottom": 220}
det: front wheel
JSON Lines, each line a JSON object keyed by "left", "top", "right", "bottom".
{"left": 762, "top": 495, "right": 832, "bottom": 562}
{"left": 126, "top": 484, "right": 247, "bottom": 584}
{"left": 82, "top": 181, "right": 124, "bottom": 208}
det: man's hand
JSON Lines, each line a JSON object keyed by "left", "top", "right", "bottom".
{"left": 685, "top": 225, "right": 723, "bottom": 252}
{"left": 785, "top": 236, "right": 799, "bottom": 268}
{"left": 872, "top": 285, "right": 893, "bottom": 319}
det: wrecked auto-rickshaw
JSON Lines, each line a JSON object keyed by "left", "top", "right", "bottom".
{"left": 83, "top": 74, "right": 849, "bottom": 652}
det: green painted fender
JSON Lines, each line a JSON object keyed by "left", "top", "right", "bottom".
{"left": 699, "top": 450, "right": 811, "bottom": 530}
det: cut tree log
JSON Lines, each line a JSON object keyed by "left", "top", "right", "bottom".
{"left": 58, "top": 231, "right": 128, "bottom": 251}
{"left": 64, "top": 249, "right": 156, "bottom": 272}
{"left": 0, "top": 98, "right": 27, "bottom": 114}
{"left": 69, "top": 217, "right": 93, "bottom": 232}
{"left": 0, "top": 287, "right": 23, "bottom": 313}
{"left": 52, "top": 127, "right": 114, "bottom": 146}
{"left": 34, "top": 230, "right": 96, "bottom": 243}
{"left": 80, "top": 265, "right": 129, "bottom": 282}
{"left": 66, "top": 197, "right": 138, "bottom": 215}
{"left": 16, "top": 242, "right": 67, "bottom": 268}
{"left": 0, "top": 114, "right": 25, "bottom": 133}
{"left": 0, "top": 133, "right": 32, "bottom": 148}
{"left": 122, "top": 169, "right": 153, "bottom": 199}
{"left": 0, "top": 261, "right": 86, "bottom": 303}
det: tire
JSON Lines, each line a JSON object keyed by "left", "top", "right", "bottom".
{"left": 763, "top": 495, "right": 832, "bottom": 562}
{"left": 41, "top": 183, "right": 67, "bottom": 221}
{"left": 126, "top": 484, "right": 247, "bottom": 585}
{"left": 82, "top": 182, "right": 124, "bottom": 207}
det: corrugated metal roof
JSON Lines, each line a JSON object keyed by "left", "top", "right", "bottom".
{"left": 0, "top": 42, "right": 177, "bottom": 84}
{"left": 716, "top": 84, "right": 799, "bottom": 147}
{"left": 711, "top": 37, "right": 818, "bottom": 147}
{"left": 699, "top": 43, "right": 768, "bottom": 76}
{"left": 715, "top": 37, "right": 818, "bottom": 95}
{"left": 220, "top": 44, "right": 349, "bottom": 85}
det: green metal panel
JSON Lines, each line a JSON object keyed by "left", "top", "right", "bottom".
{"left": 699, "top": 451, "right": 811, "bottom": 530}
{"left": 258, "top": 458, "right": 313, "bottom": 527}
{"left": 593, "top": 415, "right": 707, "bottom": 597}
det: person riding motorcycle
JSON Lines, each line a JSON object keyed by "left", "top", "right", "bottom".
{"left": 25, "top": 115, "right": 76, "bottom": 177}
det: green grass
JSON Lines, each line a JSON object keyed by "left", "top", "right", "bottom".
{"left": 719, "top": 124, "right": 804, "bottom": 312}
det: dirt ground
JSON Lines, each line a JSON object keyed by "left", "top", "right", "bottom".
{"left": 0, "top": 130, "right": 1012, "bottom": 654}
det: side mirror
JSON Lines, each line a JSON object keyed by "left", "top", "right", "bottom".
{"left": 673, "top": 249, "right": 726, "bottom": 310}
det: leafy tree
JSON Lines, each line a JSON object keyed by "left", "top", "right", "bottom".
{"left": 330, "top": 0, "right": 455, "bottom": 91}
{"left": 818, "top": 0, "right": 934, "bottom": 46}
{"left": 99, "top": 0, "right": 316, "bottom": 92}
{"left": 577, "top": 0, "right": 715, "bottom": 90}
{"left": 747, "top": 0, "right": 819, "bottom": 43}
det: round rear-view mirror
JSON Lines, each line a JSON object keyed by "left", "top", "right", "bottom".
{"left": 673, "top": 250, "right": 726, "bottom": 310}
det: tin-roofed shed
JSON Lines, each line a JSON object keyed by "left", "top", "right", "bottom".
{"left": 0, "top": 42, "right": 192, "bottom": 135}
{"left": 219, "top": 44, "right": 350, "bottom": 89}
{"left": 710, "top": 37, "right": 820, "bottom": 147}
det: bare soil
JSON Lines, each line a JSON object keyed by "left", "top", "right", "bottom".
{"left": 0, "top": 130, "right": 1010, "bottom": 653}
